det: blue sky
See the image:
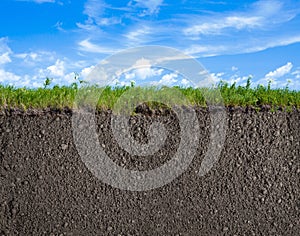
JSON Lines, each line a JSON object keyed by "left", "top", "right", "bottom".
{"left": 1, "top": 0, "right": 300, "bottom": 89}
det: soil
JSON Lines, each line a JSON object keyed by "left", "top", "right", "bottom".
{"left": 0, "top": 107, "right": 299, "bottom": 235}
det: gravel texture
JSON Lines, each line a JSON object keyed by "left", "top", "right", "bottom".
{"left": 0, "top": 106, "right": 299, "bottom": 235}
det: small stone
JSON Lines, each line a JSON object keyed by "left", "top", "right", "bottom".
{"left": 223, "top": 227, "right": 229, "bottom": 231}
{"left": 278, "top": 199, "right": 282, "bottom": 203}
{"left": 61, "top": 144, "right": 68, "bottom": 150}
{"left": 12, "top": 208, "right": 17, "bottom": 215}
{"left": 274, "top": 131, "right": 280, "bottom": 137}
{"left": 107, "top": 226, "right": 113, "bottom": 231}
{"left": 263, "top": 189, "right": 268, "bottom": 195}
{"left": 101, "top": 143, "right": 106, "bottom": 148}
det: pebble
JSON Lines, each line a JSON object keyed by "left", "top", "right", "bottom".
{"left": 278, "top": 199, "right": 282, "bottom": 204}
{"left": 274, "top": 131, "right": 280, "bottom": 137}
{"left": 61, "top": 144, "right": 68, "bottom": 150}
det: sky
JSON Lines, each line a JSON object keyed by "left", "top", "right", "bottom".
{"left": 1, "top": 0, "right": 300, "bottom": 89}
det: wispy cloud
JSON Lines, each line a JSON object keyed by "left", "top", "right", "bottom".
{"left": 124, "top": 26, "right": 152, "bottom": 46}
{"left": 78, "top": 39, "right": 116, "bottom": 54}
{"left": 183, "top": 34, "right": 300, "bottom": 57}
{"left": 0, "top": 37, "right": 12, "bottom": 65}
{"left": 292, "top": 70, "right": 300, "bottom": 79}
{"left": 16, "top": 0, "right": 56, "bottom": 3}
{"left": 244, "top": 35, "right": 300, "bottom": 53}
{"left": 184, "top": 16, "right": 262, "bottom": 36}
{"left": 128, "top": 0, "right": 164, "bottom": 16}
{"left": 184, "top": 45, "right": 227, "bottom": 57}
{"left": 183, "top": 0, "right": 298, "bottom": 37}
{"left": 80, "top": 0, "right": 122, "bottom": 28}
{"left": 0, "top": 53, "right": 12, "bottom": 65}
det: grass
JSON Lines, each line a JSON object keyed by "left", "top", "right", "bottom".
{"left": 0, "top": 77, "right": 300, "bottom": 111}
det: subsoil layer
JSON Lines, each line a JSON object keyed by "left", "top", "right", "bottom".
{"left": 0, "top": 107, "right": 299, "bottom": 235}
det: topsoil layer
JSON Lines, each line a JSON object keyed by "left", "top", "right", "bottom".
{"left": 0, "top": 107, "right": 299, "bottom": 235}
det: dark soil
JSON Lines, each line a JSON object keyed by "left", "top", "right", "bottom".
{"left": 0, "top": 107, "right": 299, "bottom": 235}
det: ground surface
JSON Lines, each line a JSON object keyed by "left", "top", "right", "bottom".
{"left": 0, "top": 107, "right": 299, "bottom": 235}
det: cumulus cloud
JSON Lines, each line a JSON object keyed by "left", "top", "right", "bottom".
{"left": 126, "top": 58, "right": 164, "bottom": 80}
{"left": 265, "top": 62, "right": 293, "bottom": 80}
{"left": 124, "top": 67, "right": 163, "bottom": 80}
{"left": 0, "top": 69, "right": 20, "bottom": 83}
{"left": 159, "top": 73, "right": 178, "bottom": 85}
{"left": 46, "top": 59, "right": 65, "bottom": 77}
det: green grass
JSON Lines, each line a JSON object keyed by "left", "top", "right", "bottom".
{"left": 0, "top": 78, "right": 300, "bottom": 111}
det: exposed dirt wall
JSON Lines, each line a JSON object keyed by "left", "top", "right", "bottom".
{"left": 0, "top": 107, "right": 299, "bottom": 235}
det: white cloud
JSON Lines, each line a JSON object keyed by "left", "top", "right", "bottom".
{"left": 46, "top": 59, "right": 65, "bottom": 77}
{"left": 159, "top": 73, "right": 178, "bottom": 85}
{"left": 54, "top": 21, "right": 65, "bottom": 32}
{"left": 184, "top": 45, "right": 227, "bottom": 57}
{"left": 120, "top": 58, "right": 164, "bottom": 80}
{"left": 254, "top": 62, "right": 294, "bottom": 87}
{"left": 231, "top": 66, "right": 238, "bottom": 71}
{"left": 15, "top": 52, "right": 38, "bottom": 61}
{"left": 34, "top": 0, "right": 55, "bottom": 3}
{"left": 124, "top": 67, "right": 163, "bottom": 80}
{"left": 0, "top": 53, "right": 11, "bottom": 65}
{"left": 80, "top": 65, "right": 96, "bottom": 79}
{"left": 184, "top": 16, "right": 261, "bottom": 36}
{"left": 209, "top": 72, "right": 224, "bottom": 84}
{"left": 78, "top": 39, "right": 116, "bottom": 54}
{"left": 0, "top": 38, "right": 12, "bottom": 65}
{"left": 18, "top": 0, "right": 56, "bottom": 3}
{"left": 81, "top": 0, "right": 121, "bottom": 27}
{"left": 0, "top": 37, "right": 11, "bottom": 52}
{"left": 184, "top": 0, "right": 296, "bottom": 37}
{"left": 129, "top": 0, "right": 164, "bottom": 15}
{"left": 0, "top": 69, "right": 21, "bottom": 83}
{"left": 244, "top": 35, "right": 300, "bottom": 53}
{"left": 124, "top": 26, "right": 151, "bottom": 45}
{"left": 181, "top": 78, "right": 190, "bottom": 86}
{"left": 292, "top": 70, "right": 300, "bottom": 79}
{"left": 83, "top": 0, "right": 106, "bottom": 19}
{"left": 265, "top": 62, "right": 293, "bottom": 79}
{"left": 229, "top": 75, "right": 252, "bottom": 86}
{"left": 0, "top": 69, "right": 42, "bottom": 88}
